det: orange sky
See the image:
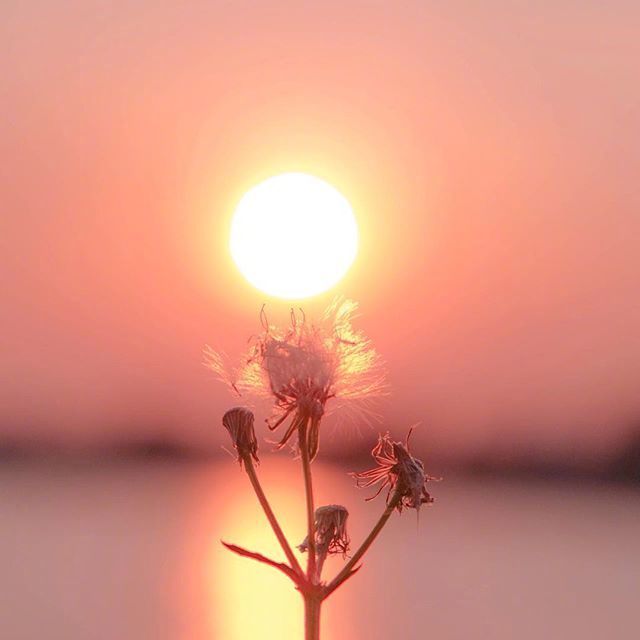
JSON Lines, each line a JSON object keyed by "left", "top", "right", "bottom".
{"left": 1, "top": 1, "right": 639, "bottom": 459}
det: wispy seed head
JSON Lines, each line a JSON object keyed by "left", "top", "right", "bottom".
{"left": 206, "top": 298, "right": 386, "bottom": 460}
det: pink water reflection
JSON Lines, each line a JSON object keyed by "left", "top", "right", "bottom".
{"left": 0, "top": 459, "right": 638, "bottom": 639}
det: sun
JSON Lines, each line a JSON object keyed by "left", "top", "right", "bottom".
{"left": 230, "top": 173, "right": 358, "bottom": 299}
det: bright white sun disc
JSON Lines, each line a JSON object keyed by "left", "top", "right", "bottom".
{"left": 230, "top": 173, "right": 358, "bottom": 299}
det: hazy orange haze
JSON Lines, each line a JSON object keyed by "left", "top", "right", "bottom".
{"left": 1, "top": 1, "right": 639, "bottom": 460}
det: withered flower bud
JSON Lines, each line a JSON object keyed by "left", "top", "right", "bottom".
{"left": 222, "top": 406, "right": 259, "bottom": 466}
{"left": 298, "top": 504, "right": 350, "bottom": 579}
{"left": 353, "top": 431, "right": 438, "bottom": 513}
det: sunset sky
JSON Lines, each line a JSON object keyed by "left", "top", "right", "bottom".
{"left": 2, "top": 1, "right": 639, "bottom": 460}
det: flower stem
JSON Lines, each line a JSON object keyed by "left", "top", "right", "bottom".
{"left": 323, "top": 489, "right": 402, "bottom": 599}
{"left": 242, "top": 453, "right": 304, "bottom": 579}
{"left": 298, "top": 415, "right": 318, "bottom": 582}
{"left": 304, "top": 595, "right": 322, "bottom": 640}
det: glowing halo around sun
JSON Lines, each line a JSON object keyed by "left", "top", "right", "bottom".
{"left": 230, "top": 173, "right": 358, "bottom": 299}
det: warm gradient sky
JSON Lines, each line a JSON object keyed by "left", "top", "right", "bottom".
{"left": 1, "top": 1, "right": 639, "bottom": 460}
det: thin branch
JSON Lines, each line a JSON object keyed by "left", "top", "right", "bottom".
{"left": 298, "top": 415, "right": 318, "bottom": 582}
{"left": 221, "top": 541, "right": 302, "bottom": 585}
{"left": 324, "top": 563, "right": 363, "bottom": 594}
{"left": 323, "top": 489, "right": 402, "bottom": 599}
{"left": 242, "top": 453, "right": 304, "bottom": 579}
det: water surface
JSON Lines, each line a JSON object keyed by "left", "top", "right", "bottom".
{"left": 1, "top": 459, "right": 638, "bottom": 639}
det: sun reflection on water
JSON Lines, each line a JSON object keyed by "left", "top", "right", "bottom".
{"left": 206, "top": 458, "right": 355, "bottom": 640}
{"left": 211, "top": 463, "right": 303, "bottom": 638}
{"left": 192, "top": 456, "right": 360, "bottom": 640}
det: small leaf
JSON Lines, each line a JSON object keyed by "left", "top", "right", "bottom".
{"left": 221, "top": 541, "right": 301, "bottom": 585}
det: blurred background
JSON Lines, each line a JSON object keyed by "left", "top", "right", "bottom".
{"left": 1, "top": 1, "right": 639, "bottom": 638}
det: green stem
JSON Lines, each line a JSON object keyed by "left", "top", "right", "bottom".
{"left": 242, "top": 454, "right": 304, "bottom": 579}
{"left": 324, "top": 489, "right": 402, "bottom": 599}
{"left": 298, "top": 415, "right": 318, "bottom": 582}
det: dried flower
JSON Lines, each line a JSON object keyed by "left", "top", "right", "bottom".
{"left": 299, "top": 504, "right": 350, "bottom": 579}
{"left": 207, "top": 299, "right": 385, "bottom": 460}
{"left": 298, "top": 504, "right": 350, "bottom": 555}
{"left": 222, "top": 406, "right": 259, "bottom": 466}
{"left": 353, "top": 431, "right": 438, "bottom": 513}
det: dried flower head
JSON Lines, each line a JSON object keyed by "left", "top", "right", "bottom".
{"left": 207, "top": 299, "right": 385, "bottom": 460}
{"left": 298, "top": 504, "right": 350, "bottom": 556}
{"left": 222, "top": 406, "right": 259, "bottom": 466}
{"left": 298, "top": 504, "right": 350, "bottom": 580}
{"left": 353, "top": 430, "right": 438, "bottom": 513}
